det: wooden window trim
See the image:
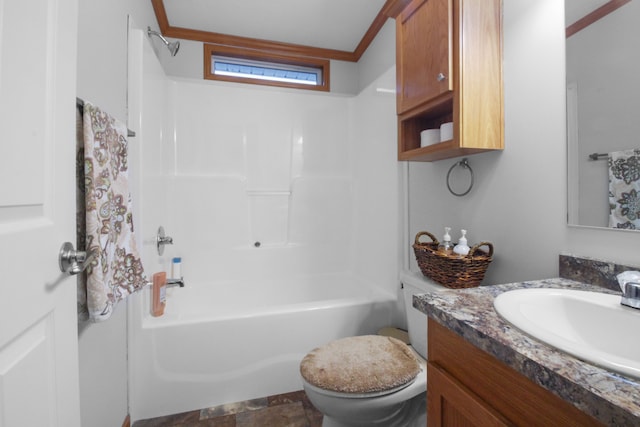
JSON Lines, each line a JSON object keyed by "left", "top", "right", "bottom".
{"left": 204, "top": 44, "right": 330, "bottom": 92}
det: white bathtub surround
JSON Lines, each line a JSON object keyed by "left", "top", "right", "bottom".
{"left": 163, "top": 79, "right": 355, "bottom": 263}
{"left": 247, "top": 190, "right": 291, "bottom": 245}
{"left": 129, "top": 274, "right": 396, "bottom": 420}
{"left": 138, "top": 66, "right": 400, "bottom": 287}
{"left": 128, "top": 29, "right": 401, "bottom": 422}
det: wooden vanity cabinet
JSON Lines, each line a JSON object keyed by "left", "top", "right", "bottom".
{"left": 395, "top": 0, "right": 504, "bottom": 162}
{"left": 427, "top": 319, "right": 604, "bottom": 427}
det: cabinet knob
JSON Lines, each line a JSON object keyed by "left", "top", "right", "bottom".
{"left": 437, "top": 73, "right": 447, "bottom": 82}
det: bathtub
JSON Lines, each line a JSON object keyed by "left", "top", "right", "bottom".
{"left": 128, "top": 273, "right": 398, "bottom": 421}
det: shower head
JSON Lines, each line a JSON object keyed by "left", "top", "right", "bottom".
{"left": 147, "top": 26, "right": 180, "bottom": 57}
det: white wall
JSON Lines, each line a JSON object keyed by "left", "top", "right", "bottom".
{"left": 77, "top": 1, "right": 157, "bottom": 120}
{"left": 76, "top": 2, "right": 158, "bottom": 427}
{"left": 356, "top": 20, "right": 397, "bottom": 93}
{"left": 407, "top": 0, "right": 639, "bottom": 286}
{"left": 407, "top": 0, "right": 568, "bottom": 283}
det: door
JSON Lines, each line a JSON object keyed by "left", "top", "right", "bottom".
{"left": 0, "top": 0, "right": 81, "bottom": 426}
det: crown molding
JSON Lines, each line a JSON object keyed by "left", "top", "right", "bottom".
{"left": 151, "top": 0, "right": 409, "bottom": 62}
{"left": 566, "top": 0, "right": 630, "bottom": 38}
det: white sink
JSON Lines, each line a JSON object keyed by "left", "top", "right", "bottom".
{"left": 494, "top": 288, "right": 640, "bottom": 379}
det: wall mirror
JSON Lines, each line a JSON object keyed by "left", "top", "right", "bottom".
{"left": 566, "top": 0, "right": 640, "bottom": 231}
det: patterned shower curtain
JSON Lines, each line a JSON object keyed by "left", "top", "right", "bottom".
{"left": 608, "top": 149, "right": 640, "bottom": 230}
{"left": 76, "top": 101, "right": 147, "bottom": 322}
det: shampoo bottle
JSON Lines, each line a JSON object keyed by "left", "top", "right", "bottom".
{"left": 152, "top": 271, "right": 167, "bottom": 317}
{"left": 172, "top": 257, "right": 182, "bottom": 279}
{"left": 453, "top": 229, "right": 471, "bottom": 256}
{"left": 438, "top": 227, "right": 453, "bottom": 254}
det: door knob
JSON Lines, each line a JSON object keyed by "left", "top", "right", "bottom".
{"left": 59, "top": 242, "right": 96, "bottom": 275}
{"left": 437, "top": 73, "right": 447, "bottom": 82}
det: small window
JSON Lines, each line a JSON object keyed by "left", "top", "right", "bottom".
{"left": 204, "top": 44, "right": 330, "bottom": 92}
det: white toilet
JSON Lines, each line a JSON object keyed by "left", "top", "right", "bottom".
{"left": 300, "top": 271, "right": 445, "bottom": 427}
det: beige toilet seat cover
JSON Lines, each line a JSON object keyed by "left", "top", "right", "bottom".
{"left": 300, "top": 335, "right": 421, "bottom": 394}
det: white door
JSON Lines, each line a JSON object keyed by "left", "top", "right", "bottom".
{"left": 0, "top": 0, "right": 81, "bottom": 426}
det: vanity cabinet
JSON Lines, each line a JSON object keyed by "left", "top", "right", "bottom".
{"left": 427, "top": 319, "right": 604, "bottom": 427}
{"left": 394, "top": 0, "right": 504, "bottom": 161}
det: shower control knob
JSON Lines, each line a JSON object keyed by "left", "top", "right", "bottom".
{"left": 156, "top": 226, "right": 174, "bottom": 255}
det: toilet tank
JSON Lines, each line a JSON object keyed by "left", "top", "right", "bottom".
{"left": 401, "top": 271, "right": 446, "bottom": 359}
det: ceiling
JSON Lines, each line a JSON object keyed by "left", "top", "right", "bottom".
{"left": 153, "top": 0, "right": 409, "bottom": 62}
{"left": 155, "top": 0, "right": 624, "bottom": 61}
{"left": 162, "top": 0, "right": 387, "bottom": 53}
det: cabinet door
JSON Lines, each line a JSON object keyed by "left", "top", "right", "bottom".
{"left": 427, "top": 362, "right": 512, "bottom": 427}
{"left": 396, "top": 0, "right": 452, "bottom": 114}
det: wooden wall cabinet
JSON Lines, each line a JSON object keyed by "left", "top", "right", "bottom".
{"left": 395, "top": 0, "right": 504, "bottom": 162}
{"left": 427, "top": 319, "right": 604, "bottom": 427}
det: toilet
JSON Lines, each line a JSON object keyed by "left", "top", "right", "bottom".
{"left": 299, "top": 271, "right": 445, "bottom": 427}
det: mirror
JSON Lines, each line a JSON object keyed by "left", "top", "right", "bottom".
{"left": 566, "top": 0, "right": 640, "bottom": 231}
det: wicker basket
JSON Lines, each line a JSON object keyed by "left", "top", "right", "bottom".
{"left": 412, "top": 231, "right": 494, "bottom": 289}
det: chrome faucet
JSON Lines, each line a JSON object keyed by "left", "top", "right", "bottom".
{"left": 156, "top": 226, "right": 174, "bottom": 256}
{"left": 166, "top": 278, "right": 185, "bottom": 288}
{"left": 621, "top": 282, "right": 640, "bottom": 309}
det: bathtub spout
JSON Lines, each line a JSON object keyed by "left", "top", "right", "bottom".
{"left": 167, "top": 278, "right": 185, "bottom": 288}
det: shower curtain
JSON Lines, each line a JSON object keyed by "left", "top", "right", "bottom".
{"left": 608, "top": 148, "right": 640, "bottom": 229}
{"left": 76, "top": 101, "right": 147, "bottom": 322}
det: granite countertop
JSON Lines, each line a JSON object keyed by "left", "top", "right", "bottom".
{"left": 412, "top": 277, "right": 640, "bottom": 426}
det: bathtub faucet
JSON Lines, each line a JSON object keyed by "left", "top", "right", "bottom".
{"left": 621, "top": 282, "right": 640, "bottom": 309}
{"left": 166, "top": 278, "right": 185, "bottom": 288}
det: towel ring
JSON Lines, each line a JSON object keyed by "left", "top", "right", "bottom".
{"left": 446, "top": 158, "right": 474, "bottom": 197}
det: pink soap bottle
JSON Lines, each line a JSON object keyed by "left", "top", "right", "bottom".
{"left": 151, "top": 271, "right": 167, "bottom": 317}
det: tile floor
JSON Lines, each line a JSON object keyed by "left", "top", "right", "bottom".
{"left": 132, "top": 390, "right": 323, "bottom": 427}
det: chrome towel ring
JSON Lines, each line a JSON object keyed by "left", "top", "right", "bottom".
{"left": 446, "top": 158, "right": 474, "bottom": 197}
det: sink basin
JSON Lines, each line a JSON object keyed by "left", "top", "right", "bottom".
{"left": 494, "top": 288, "right": 640, "bottom": 379}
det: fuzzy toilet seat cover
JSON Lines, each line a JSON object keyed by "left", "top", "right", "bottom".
{"left": 300, "top": 335, "right": 421, "bottom": 394}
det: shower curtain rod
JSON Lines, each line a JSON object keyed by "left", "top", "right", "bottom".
{"left": 76, "top": 97, "right": 136, "bottom": 137}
